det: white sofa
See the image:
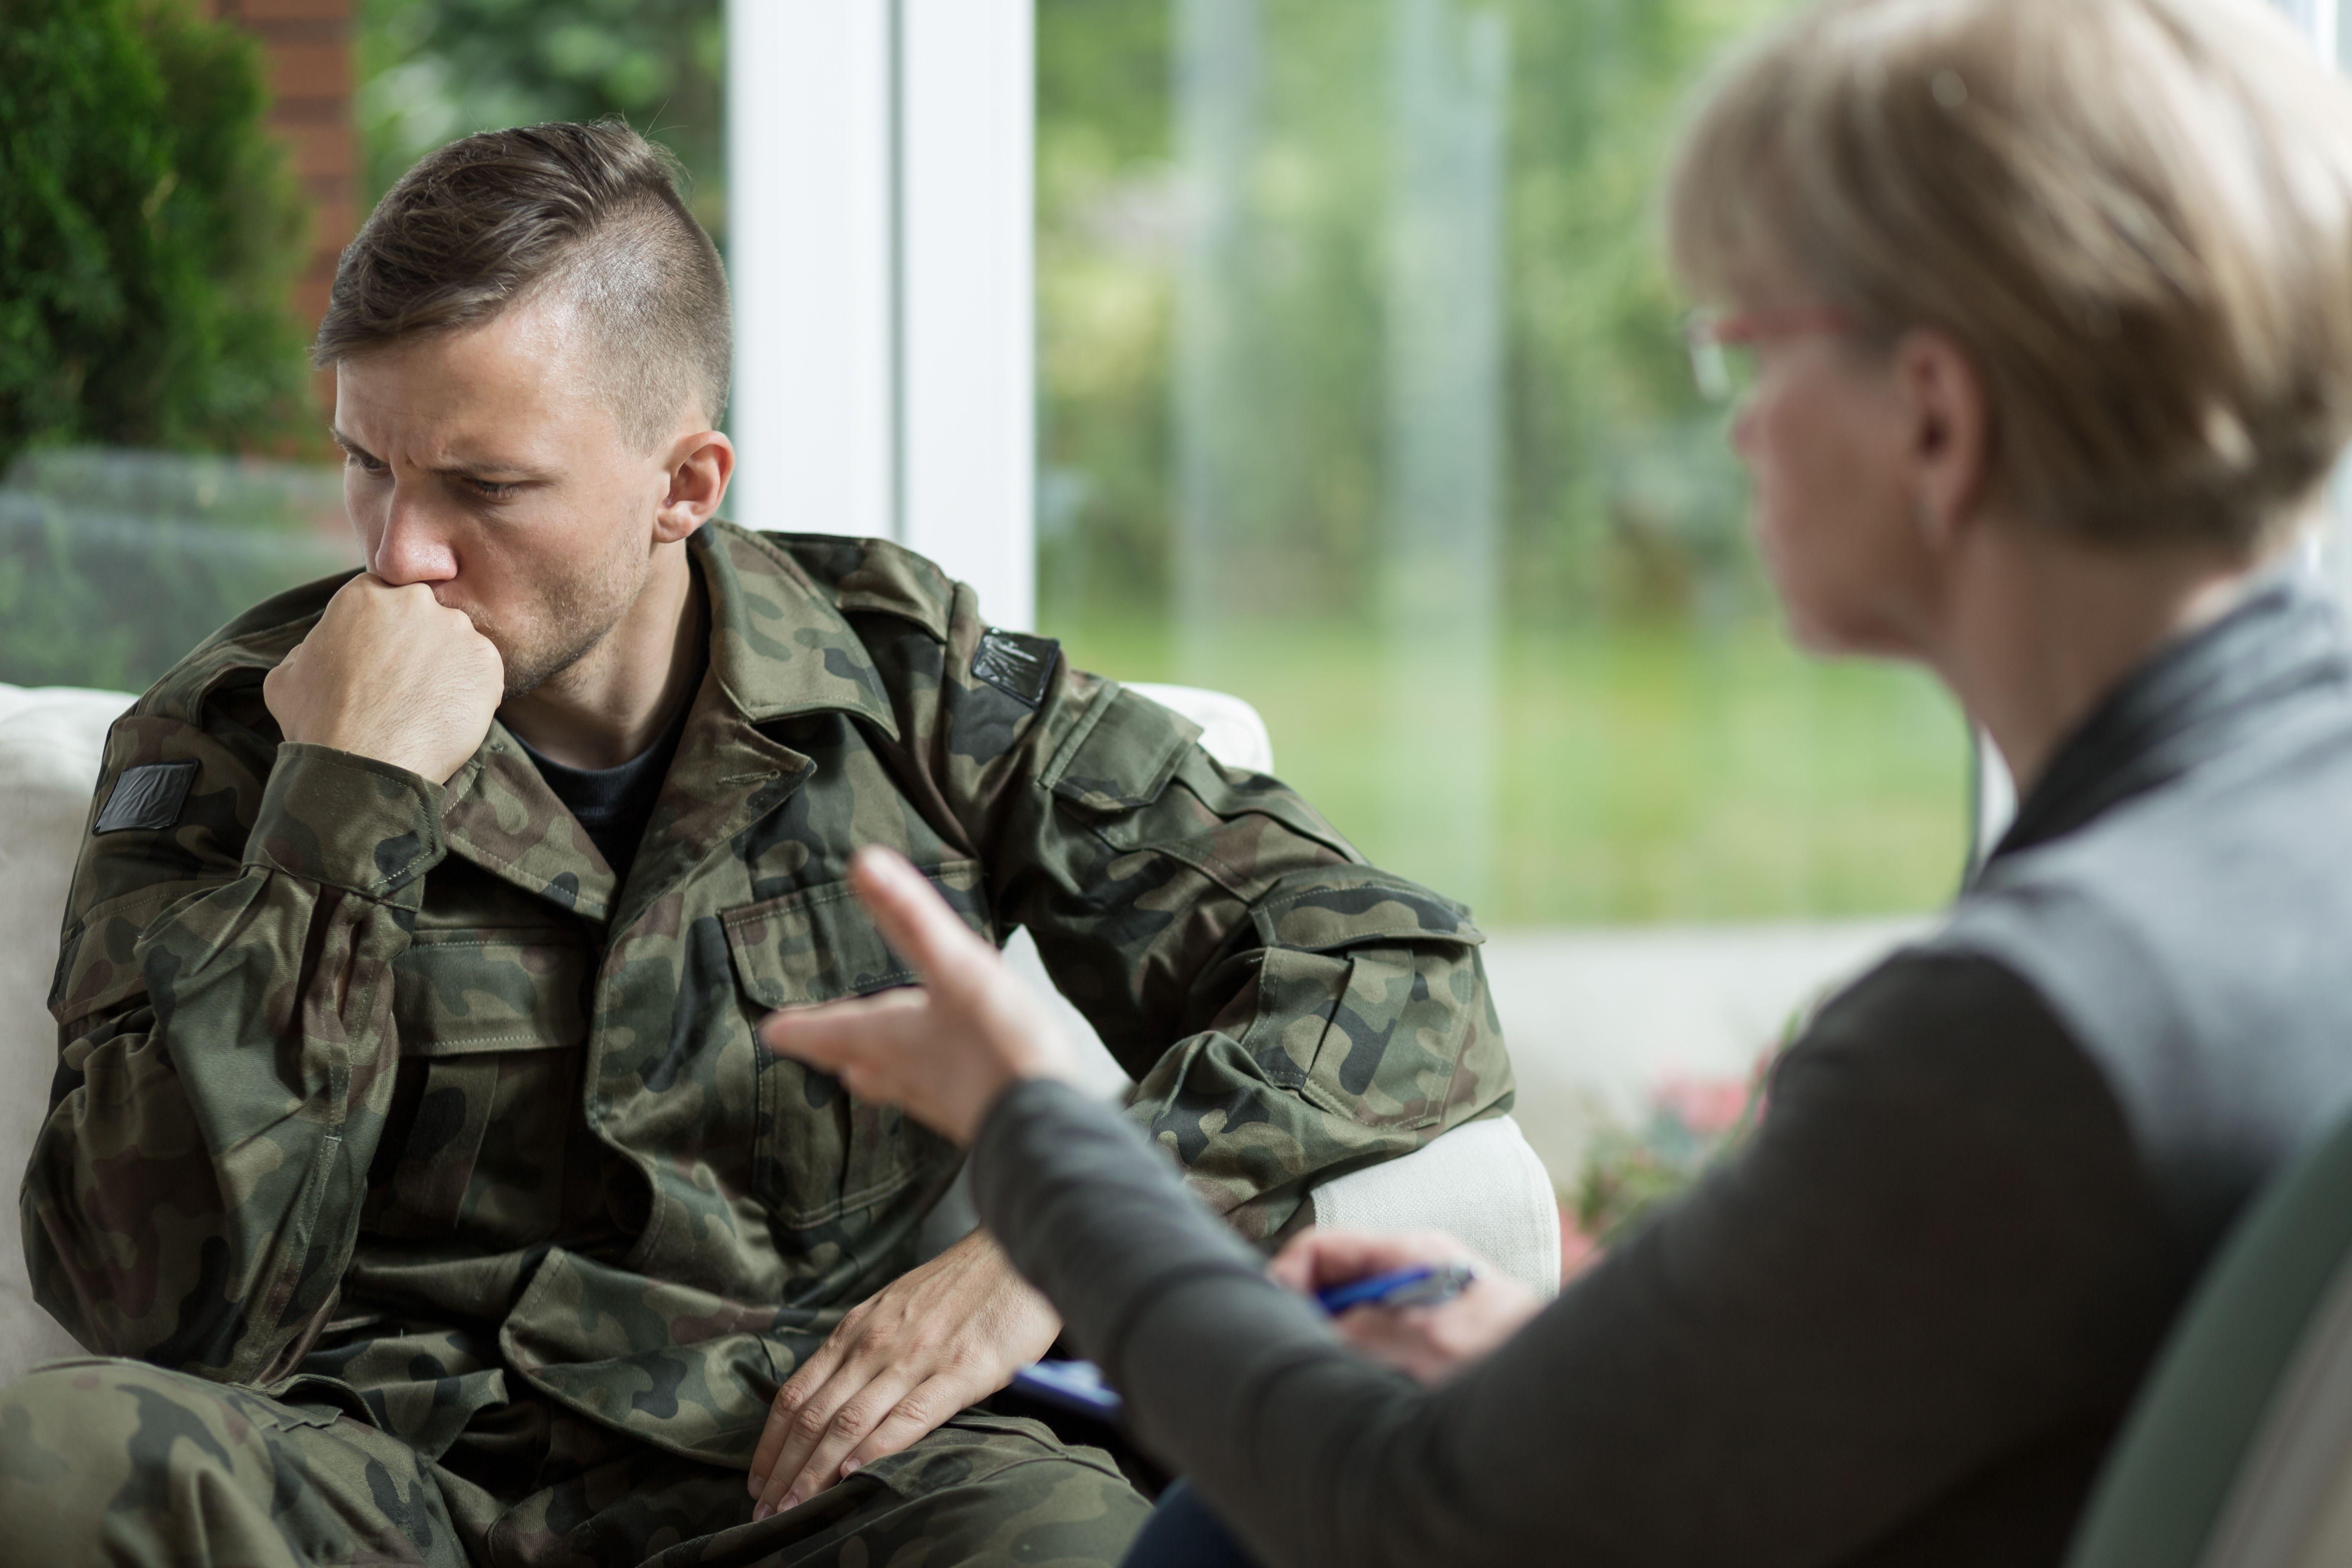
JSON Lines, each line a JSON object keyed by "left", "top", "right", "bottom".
{"left": 0, "top": 685, "right": 134, "bottom": 1377}
{"left": 0, "top": 683, "right": 1558, "bottom": 1384}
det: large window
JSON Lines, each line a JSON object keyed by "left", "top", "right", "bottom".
{"left": 246, "top": 1, "right": 1971, "bottom": 935}
{"left": 82, "top": 0, "right": 2352, "bottom": 1197}
{"left": 1034, "top": 0, "right": 1971, "bottom": 928}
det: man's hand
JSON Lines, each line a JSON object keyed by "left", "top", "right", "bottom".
{"left": 745, "top": 1229, "right": 1059, "bottom": 1519}
{"left": 263, "top": 575, "right": 504, "bottom": 784}
{"left": 748, "top": 849, "right": 1081, "bottom": 1517}
{"left": 1270, "top": 1229, "right": 1544, "bottom": 1387}
{"left": 759, "top": 846, "right": 1078, "bottom": 1144}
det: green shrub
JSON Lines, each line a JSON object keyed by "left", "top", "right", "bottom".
{"left": 0, "top": 0, "right": 310, "bottom": 472}
{"left": 358, "top": 0, "right": 723, "bottom": 236}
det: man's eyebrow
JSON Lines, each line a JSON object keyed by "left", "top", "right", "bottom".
{"left": 326, "top": 430, "right": 546, "bottom": 481}
{"left": 431, "top": 458, "right": 548, "bottom": 481}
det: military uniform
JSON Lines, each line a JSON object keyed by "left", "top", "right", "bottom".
{"left": 5, "top": 522, "right": 1512, "bottom": 1565}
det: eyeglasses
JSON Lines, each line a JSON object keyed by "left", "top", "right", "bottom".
{"left": 1684, "top": 305, "right": 1859, "bottom": 403}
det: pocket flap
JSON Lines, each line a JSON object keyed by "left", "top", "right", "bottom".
{"left": 1044, "top": 684, "right": 1202, "bottom": 814}
{"left": 392, "top": 932, "right": 590, "bottom": 1057}
{"left": 1249, "top": 869, "right": 1484, "bottom": 952}
{"left": 724, "top": 859, "right": 988, "bottom": 1010}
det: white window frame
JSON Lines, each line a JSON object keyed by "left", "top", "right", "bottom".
{"left": 2280, "top": 0, "right": 2341, "bottom": 60}
{"left": 726, "top": 0, "right": 1038, "bottom": 630}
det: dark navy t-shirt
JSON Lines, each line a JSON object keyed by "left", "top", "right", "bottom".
{"left": 516, "top": 690, "right": 695, "bottom": 881}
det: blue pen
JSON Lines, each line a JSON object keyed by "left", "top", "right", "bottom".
{"left": 1314, "top": 1262, "right": 1476, "bottom": 1315}
{"left": 1010, "top": 1262, "right": 1478, "bottom": 1419}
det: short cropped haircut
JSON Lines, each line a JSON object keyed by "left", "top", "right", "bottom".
{"left": 315, "top": 119, "right": 730, "bottom": 448}
{"left": 1666, "top": 0, "right": 2352, "bottom": 551}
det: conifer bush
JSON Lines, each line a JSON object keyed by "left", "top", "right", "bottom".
{"left": 0, "top": 0, "right": 310, "bottom": 473}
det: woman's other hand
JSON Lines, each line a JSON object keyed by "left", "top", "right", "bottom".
{"left": 1271, "top": 1229, "right": 1545, "bottom": 1387}
{"left": 759, "top": 845, "right": 1078, "bottom": 1145}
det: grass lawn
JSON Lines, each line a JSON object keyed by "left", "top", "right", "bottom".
{"left": 1045, "top": 612, "right": 1973, "bottom": 927}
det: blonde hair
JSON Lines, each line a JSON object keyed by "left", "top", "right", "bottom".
{"left": 1666, "top": 0, "right": 2352, "bottom": 550}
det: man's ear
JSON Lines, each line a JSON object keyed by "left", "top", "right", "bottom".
{"left": 1892, "top": 328, "right": 1994, "bottom": 552}
{"left": 655, "top": 429, "right": 735, "bottom": 543}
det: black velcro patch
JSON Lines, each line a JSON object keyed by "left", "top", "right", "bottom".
{"left": 95, "top": 760, "right": 200, "bottom": 834}
{"left": 972, "top": 628, "right": 1059, "bottom": 709}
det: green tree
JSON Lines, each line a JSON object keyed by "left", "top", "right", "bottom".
{"left": 0, "top": 0, "right": 310, "bottom": 473}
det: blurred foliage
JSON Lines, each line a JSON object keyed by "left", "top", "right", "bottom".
{"left": 1571, "top": 1052, "right": 1772, "bottom": 1246}
{"left": 0, "top": 0, "right": 310, "bottom": 474}
{"left": 357, "top": 0, "right": 725, "bottom": 240}
{"left": 1036, "top": 0, "right": 1792, "bottom": 626}
{"left": 1035, "top": 0, "right": 1974, "bottom": 924}
{"left": 1057, "top": 610, "right": 1968, "bottom": 922}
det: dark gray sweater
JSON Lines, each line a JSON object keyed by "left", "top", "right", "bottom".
{"left": 971, "top": 579, "right": 2352, "bottom": 1568}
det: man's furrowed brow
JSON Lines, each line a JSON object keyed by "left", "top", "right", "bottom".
{"left": 431, "top": 456, "right": 552, "bottom": 484}
{"left": 326, "top": 430, "right": 546, "bottom": 481}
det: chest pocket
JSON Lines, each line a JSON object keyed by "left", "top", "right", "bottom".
{"left": 722, "top": 860, "right": 985, "bottom": 1227}
{"left": 366, "top": 931, "right": 591, "bottom": 1242}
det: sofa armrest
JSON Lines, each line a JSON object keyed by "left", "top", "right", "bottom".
{"left": 1305, "top": 1114, "right": 1560, "bottom": 1299}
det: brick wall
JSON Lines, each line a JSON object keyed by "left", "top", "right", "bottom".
{"left": 204, "top": 0, "right": 357, "bottom": 401}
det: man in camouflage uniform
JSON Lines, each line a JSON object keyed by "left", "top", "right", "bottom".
{"left": 0, "top": 122, "right": 1510, "bottom": 1567}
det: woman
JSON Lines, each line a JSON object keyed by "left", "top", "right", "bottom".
{"left": 765, "top": 0, "right": 2352, "bottom": 1561}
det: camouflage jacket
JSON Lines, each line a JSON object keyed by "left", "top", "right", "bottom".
{"left": 21, "top": 521, "right": 1512, "bottom": 1467}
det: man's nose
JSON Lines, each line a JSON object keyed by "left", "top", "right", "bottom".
{"left": 371, "top": 492, "right": 459, "bottom": 585}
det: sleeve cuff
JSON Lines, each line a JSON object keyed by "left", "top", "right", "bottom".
{"left": 242, "top": 743, "right": 447, "bottom": 905}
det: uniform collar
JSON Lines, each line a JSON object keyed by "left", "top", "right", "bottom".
{"left": 1986, "top": 572, "right": 2352, "bottom": 867}
{"left": 694, "top": 520, "right": 901, "bottom": 740}
{"left": 436, "top": 521, "right": 899, "bottom": 924}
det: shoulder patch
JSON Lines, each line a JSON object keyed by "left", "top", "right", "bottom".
{"left": 972, "top": 629, "right": 1059, "bottom": 708}
{"left": 94, "top": 760, "right": 199, "bottom": 834}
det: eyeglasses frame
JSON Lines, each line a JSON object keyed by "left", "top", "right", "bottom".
{"left": 1684, "top": 305, "right": 1862, "bottom": 403}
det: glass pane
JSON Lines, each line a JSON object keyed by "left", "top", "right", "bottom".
{"left": 1040, "top": 0, "right": 1973, "bottom": 1209}
{"left": 0, "top": 452, "right": 355, "bottom": 693}
{"left": 1037, "top": 0, "right": 1969, "bottom": 927}
{"left": 3, "top": 3, "right": 362, "bottom": 697}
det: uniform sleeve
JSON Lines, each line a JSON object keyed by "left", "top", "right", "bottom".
{"left": 911, "top": 584, "right": 1514, "bottom": 1239}
{"left": 21, "top": 694, "right": 443, "bottom": 1385}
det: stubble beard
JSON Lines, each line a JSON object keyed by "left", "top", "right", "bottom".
{"left": 477, "top": 539, "right": 654, "bottom": 702}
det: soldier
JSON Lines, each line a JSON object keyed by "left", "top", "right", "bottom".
{"left": 0, "top": 120, "right": 1510, "bottom": 1566}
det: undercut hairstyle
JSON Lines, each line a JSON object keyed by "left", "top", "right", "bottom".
{"left": 1666, "top": 0, "right": 2352, "bottom": 552}
{"left": 314, "top": 118, "right": 730, "bottom": 449}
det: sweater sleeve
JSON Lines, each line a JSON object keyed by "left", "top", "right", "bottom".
{"left": 972, "top": 952, "right": 2177, "bottom": 1568}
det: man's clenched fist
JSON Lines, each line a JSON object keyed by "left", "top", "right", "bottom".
{"left": 264, "top": 576, "right": 505, "bottom": 784}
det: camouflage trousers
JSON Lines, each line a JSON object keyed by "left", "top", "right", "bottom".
{"left": 0, "top": 1357, "right": 1149, "bottom": 1568}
